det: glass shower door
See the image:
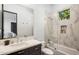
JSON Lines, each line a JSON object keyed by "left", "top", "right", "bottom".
{"left": 44, "top": 16, "right": 58, "bottom": 50}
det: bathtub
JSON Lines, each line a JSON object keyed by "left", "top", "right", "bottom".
{"left": 47, "top": 43, "right": 79, "bottom": 55}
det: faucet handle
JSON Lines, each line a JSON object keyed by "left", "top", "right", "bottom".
{"left": 4, "top": 40, "right": 10, "bottom": 46}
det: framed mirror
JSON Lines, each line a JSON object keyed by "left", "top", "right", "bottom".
{"left": 3, "top": 10, "right": 17, "bottom": 39}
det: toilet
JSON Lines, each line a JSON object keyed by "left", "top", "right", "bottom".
{"left": 42, "top": 48, "right": 54, "bottom": 55}
{"left": 41, "top": 41, "right": 54, "bottom": 55}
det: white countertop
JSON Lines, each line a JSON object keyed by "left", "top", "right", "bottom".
{"left": 0, "top": 39, "right": 41, "bottom": 55}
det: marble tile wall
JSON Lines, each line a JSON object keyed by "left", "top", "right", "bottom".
{"left": 45, "top": 4, "right": 79, "bottom": 51}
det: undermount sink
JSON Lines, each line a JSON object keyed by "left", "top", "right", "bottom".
{"left": 10, "top": 41, "right": 28, "bottom": 47}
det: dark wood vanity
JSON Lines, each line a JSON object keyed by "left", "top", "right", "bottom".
{"left": 8, "top": 44, "right": 41, "bottom": 55}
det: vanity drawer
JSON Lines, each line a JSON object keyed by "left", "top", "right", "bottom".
{"left": 8, "top": 44, "right": 41, "bottom": 55}
{"left": 8, "top": 48, "right": 29, "bottom": 55}
{"left": 28, "top": 44, "right": 41, "bottom": 55}
{"left": 8, "top": 49, "right": 27, "bottom": 55}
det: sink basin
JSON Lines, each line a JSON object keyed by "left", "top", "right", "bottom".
{"left": 10, "top": 42, "right": 28, "bottom": 47}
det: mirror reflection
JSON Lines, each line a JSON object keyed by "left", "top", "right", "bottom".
{"left": 3, "top": 11, "right": 17, "bottom": 38}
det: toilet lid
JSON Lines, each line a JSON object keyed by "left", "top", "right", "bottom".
{"left": 42, "top": 48, "right": 54, "bottom": 55}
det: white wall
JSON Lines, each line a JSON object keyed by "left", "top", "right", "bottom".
{"left": 33, "top": 5, "right": 51, "bottom": 41}
{"left": 20, "top": 4, "right": 54, "bottom": 41}
{"left": 33, "top": 5, "right": 45, "bottom": 41}
{"left": 4, "top": 4, "right": 34, "bottom": 37}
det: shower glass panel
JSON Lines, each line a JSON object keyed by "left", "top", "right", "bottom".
{"left": 45, "top": 16, "right": 58, "bottom": 50}
{"left": 3, "top": 11, "right": 17, "bottom": 39}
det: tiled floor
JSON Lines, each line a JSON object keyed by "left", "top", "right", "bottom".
{"left": 41, "top": 49, "right": 65, "bottom": 55}
{"left": 53, "top": 50, "right": 65, "bottom": 55}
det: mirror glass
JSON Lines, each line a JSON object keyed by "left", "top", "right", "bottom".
{"left": 3, "top": 11, "right": 17, "bottom": 38}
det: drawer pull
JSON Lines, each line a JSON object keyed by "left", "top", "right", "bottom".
{"left": 35, "top": 47, "right": 38, "bottom": 50}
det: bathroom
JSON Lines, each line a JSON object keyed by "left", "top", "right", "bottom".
{"left": 0, "top": 4, "right": 79, "bottom": 55}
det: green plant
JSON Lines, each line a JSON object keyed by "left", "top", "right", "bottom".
{"left": 59, "top": 9, "right": 70, "bottom": 20}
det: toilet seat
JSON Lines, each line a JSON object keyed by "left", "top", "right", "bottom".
{"left": 42, "top": 48, "right": 54, "bottom": 55}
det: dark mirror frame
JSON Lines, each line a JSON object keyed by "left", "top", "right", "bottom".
{"left": 1, "top": 4, "right": 17, "bottom": 39}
